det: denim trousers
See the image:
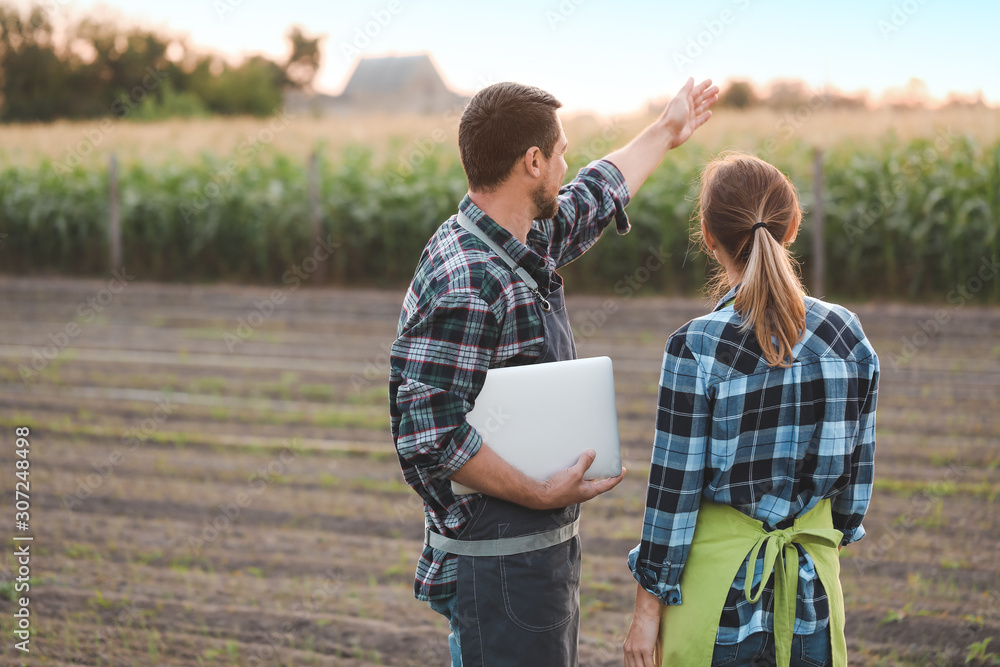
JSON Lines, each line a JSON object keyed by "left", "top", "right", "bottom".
{"left": 710, "top": 628, "right": 832, "bottom": 667}
{"left": 429, "top": 594, "right": 462, "bottom": 667}
{"left": 435, "top": 596, "right": 830, "bottom": 667}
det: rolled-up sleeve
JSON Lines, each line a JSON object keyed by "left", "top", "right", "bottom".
{"left": 628, "top": 330, "right": 712, "bottom": 605}
{"left": 391, "top": 289, "right": 499, "bottom": 480}
{"left": 832, "top": 353, "right": 879, "bottom": 546}
{"left": 539, "top": 158, "right": 631, "bottom": 268}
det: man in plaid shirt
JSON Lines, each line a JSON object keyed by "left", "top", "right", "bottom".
{"left": 390, "top": 78, "right": 718, "bottom": 666}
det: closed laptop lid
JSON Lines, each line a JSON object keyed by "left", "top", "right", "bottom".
{"left": 452, "top": 355, "right": 622, "bottom": 495}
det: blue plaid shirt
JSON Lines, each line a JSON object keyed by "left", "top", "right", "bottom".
{"left": 628, "top": 284, "right": 879, "bottom": 644}
{"left": 390, "top": 159, "right": 631, "bottom": 601}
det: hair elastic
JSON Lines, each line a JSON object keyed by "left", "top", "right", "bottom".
{"left": 751, "top": 221, "right": 768, "bottom": 233}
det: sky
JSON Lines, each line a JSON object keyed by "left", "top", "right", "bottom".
{"left": 54, "top": 0, "right": 1000, "bottom": 115}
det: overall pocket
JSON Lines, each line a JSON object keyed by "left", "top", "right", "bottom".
{"left": 499, "top": 532, "right": 580, "bottom": 632}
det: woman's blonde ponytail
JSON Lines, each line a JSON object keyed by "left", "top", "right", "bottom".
{"left": 696, "top": 152, "right": 807, "bottom": 367}
{"left": 735, "top": 222, "right": 806, "bottom": 367}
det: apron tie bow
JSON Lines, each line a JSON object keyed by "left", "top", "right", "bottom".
{"left": 743, "top": 522, "right": 843, "bottom": 667}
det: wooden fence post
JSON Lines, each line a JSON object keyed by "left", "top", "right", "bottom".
{"left": 109, "top": 153, "right": 121, "bottom": 270}
{"left": 812, "top": 148, "right": 825, "bottom": 298}
{"left": 309, "top": 149, "right": 325, "bottom": 283}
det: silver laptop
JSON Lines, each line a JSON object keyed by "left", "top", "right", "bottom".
{"left": 451, "top": 356, "right": 622, "bottom": 495}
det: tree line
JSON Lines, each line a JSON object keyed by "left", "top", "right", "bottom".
{"left": 0, "top": 2, "right": 321, "bottom": 122}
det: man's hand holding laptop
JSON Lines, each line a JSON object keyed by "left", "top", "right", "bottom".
{"left": 450, "top": 445, "right": 626, "bottom": 510}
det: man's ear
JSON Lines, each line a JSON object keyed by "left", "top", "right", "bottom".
{"left": 522, "top": 146, "right": 543, "bottom": 179}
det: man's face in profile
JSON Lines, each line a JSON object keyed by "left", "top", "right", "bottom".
{"left": 531, "top": 118, "right": 568, "bottom": 221}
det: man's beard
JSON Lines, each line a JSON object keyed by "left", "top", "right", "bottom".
{"left": 531, "top": 182, "right": 560, "bottom": 220}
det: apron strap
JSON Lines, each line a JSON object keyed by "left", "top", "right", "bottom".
{"left": 456, "top": 211, "right": 551, "bottom": 311}
{"left": 425, "top": 516, "right": 579, "bottom": 557}
{"left": 741, "top": 523, "right": 844, "bottom": 667}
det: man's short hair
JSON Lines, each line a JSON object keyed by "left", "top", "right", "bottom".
{"left": 458, "top": 82, "right": 563, "bottom": 192}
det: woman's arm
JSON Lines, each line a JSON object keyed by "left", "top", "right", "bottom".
{"left": 627, "top": 329, "right": 712, "bottom": 605}
{"left": 624, "top": 583, "right": 664, "bottom": 667}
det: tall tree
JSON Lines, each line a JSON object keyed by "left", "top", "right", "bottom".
{"left": 284, "top": 26, "right": 322, "bottom": 91}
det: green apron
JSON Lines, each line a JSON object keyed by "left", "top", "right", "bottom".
{"left": 658, "top": 497, "right": 847, "bottom": 667}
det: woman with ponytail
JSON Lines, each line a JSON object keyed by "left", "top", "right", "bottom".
{"left": 623, "top": 152, "right": 879, "bottom": 667}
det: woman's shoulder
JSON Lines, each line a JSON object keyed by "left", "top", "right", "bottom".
{"left": 666, "top": 297, "right": 877, "bottom": 366}
{"left": 801, "top": 296, "right": 877, "bottom": 363}
{"left": 663, "top": 308, "right": 743, "bottom": 360}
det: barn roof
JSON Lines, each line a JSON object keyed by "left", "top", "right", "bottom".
{"left": 285, "top": 53, "right": 468, "bottom": 115}
{"left": 341, "top": 54, "right": 451, "bottom": 97}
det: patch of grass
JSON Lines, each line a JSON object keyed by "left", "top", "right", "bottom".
{"left": 300, "top": 383, "right": 334, "bottom": 401}
{"left": 0, "top": 413, "right": 38, "bottom": 430}
{"left": 583, "top": 579, "right": 616, "bottom": 594}
{"left": 874, "top": 477, "right": 1000, "bottom": 500}
{"left": 209, "top": 406, "right": 231, "bottom": 420}
{"left": 134, "top": 549, "right": 165, "bottom": 565}
{"left": 170, "top": 553, "right": 195, "bottom": 573}
{"left": 940, "top": 557, "right": 971, "bottom": 570}
{"left": 225, "top": 639, "right": 240, "bottom": 662}
{"left": 147, "top": 628, "right": 162, "bottom": 663}
{"left": 348, "top": 385, "right": 387, "bottom": 406}
{"left": 191, "top": 376, "right": 228, "bottom": 394}
{"left": 966, "top": 638, "right": 1000, "bottom": 665}
{"left": 353, "top": 477, "right": 410, "bottom": 494}
{"left": 311, "top": 409, "right": 386, "bottom": 430}
{"left": 153, "top": 455, "right": 172, "bottom": 473}
{"left": 877, "top": 608, "right": 906, "bottom": 628}
{"left": 87, "top": 589, "right": 116, "bottom": 609}
{"left": 906, "top": 573, "right": 930, "bottom": 597}
{"left": 255, "top": 410, "right": 305, "bottom": 426}
{"left": 929, "top": 451, "right": 960, "bottom": 467}
{"left": 0, "top": 576, "right": 42, "bottom": 601}
{"left": 279, "top": 370, "right": 299, "bottom": 389}
{"left": 914, "top": 499, "right": 946, "bottom": 529}
{"left": 65, "top": 542, "right": 103, "bottom": 560}
{"left": 199, "top": 647, "right": 222, "bottom": 663}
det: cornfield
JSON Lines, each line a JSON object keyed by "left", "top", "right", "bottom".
{"left": 0, "top": 129, "right": 998, "bottom": 303}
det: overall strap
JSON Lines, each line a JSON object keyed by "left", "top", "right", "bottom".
{"left": 424, "top": 517, "right": 580, "bottom": 557}
{"left": 456, "top": 211, "right": 550, "bottom": 311}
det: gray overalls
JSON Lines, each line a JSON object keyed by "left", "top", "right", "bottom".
{"left": 434, "top": 214, "right": 583, "bottom": 666}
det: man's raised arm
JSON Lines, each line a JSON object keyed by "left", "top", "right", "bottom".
{"left": 605, "top": 77, "right": 719, "bottom": 196}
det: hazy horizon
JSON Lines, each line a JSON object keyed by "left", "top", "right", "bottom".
{"left": 14, "top": 0, "right": 996, "bottom": 116}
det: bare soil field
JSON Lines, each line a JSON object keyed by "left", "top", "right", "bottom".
{"left": 0, "top": 276, "right": 997, "bottom": 666}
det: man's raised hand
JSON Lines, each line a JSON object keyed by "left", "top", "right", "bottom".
{"left": 661, "top": 77, "right": 719, "bottom": 150}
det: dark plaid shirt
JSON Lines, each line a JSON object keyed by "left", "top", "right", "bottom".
{"left": 628, "top": 284, "right": 879, "bottom": 644}
{"left": 390, "top": 159, "right": 631, "bottom": 601}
